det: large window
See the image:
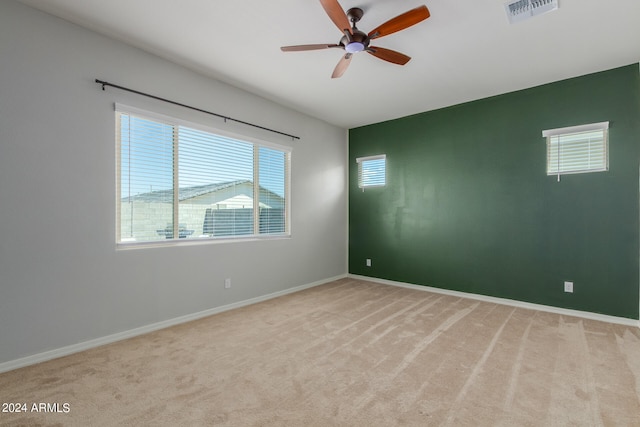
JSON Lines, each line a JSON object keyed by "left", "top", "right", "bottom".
{"left": 543, "top": 122, "right": 609, "bottom": 181}
{"left": 116, "top": 105, "right": 290, "bottom": 244}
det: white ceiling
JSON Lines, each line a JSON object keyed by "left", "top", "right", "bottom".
{"left": 17, "top": 0, "right": 640, "bottom": 129}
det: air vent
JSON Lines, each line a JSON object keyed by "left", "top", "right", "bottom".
{"left": 505, "top": 0, "right": 558, "bottom": 24}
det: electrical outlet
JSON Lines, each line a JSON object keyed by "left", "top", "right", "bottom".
{"left": 224, "top": 278, "right": 231, "bottom": 289}
{"left": 564, "top": 281, "right": 573, "bottom": 293}
{"left": 366, "top": 259, "right": 371, "bottom": 267}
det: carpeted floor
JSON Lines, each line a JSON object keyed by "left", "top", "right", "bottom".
{"left": 1, "top": 278, "right": 639, "bottom": 426}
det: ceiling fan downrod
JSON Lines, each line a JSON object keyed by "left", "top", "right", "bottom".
{"left": 342, "top": 8, "right": 368, "bottom": 53}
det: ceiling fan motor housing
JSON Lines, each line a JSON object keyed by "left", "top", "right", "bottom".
{"left": 342, "top": 7, "right": 368, "bottom": 53}
{"left": 341, "top": 29, "right": 369, "bottom": 53}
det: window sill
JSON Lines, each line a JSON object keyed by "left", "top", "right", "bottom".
{"left": 116, "top": 233, "right": 291, "bottom": 250}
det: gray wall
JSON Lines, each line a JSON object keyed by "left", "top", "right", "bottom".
{"left": 0, "top": 1, "right": 348, "bottom": 365}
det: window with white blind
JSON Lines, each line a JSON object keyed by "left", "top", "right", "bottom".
{"left": 543, "top": 122, "right": 609, "bottom": 181}
{"left": 116, "top": 105, "right": 290, "bottom": 244}
{"left": 357, "top": 155, "right": 386, "bottom": 189}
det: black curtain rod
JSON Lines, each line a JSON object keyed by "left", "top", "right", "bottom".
{"left": 95, "top": 79, "right": 300, "bottom": 140}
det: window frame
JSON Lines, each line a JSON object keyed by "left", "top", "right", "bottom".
{"left": 543, "top": 121, "right": 609, "bottom": 181}
{"left": 115, "top": 103, "right": 291, "bottom": 247}
{"left": 356, "top": 154, "right": 387, "bottom": 190}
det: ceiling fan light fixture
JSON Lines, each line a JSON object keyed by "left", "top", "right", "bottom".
{"left": 345, "top": 42, "right": 365, "bottom": 53}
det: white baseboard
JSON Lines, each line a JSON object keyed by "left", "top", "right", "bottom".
{"left": 0, "top": 274, "right": 347, "bottom": 374}
{"left": 349, "top": 274, "right": 640, "bottom": 328}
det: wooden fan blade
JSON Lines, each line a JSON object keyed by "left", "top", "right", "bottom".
{"left": 331, "top": 53, "right": 352, "bottom": 78}
{"left": 368, "top": 5, "right": 430, "bottom": 40}
{"left": 366, "top": 46, "right": 411, "bottom": 65}
{"left": 281, "top": 44, "right": 341, "bottom": 52}
{"left": 319, "top": 0, "right": 353, "bottom": 35}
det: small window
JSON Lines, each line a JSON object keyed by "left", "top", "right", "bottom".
{"left": 357, "top": 155, "right": 386, "bottom": 189}
{"left": 543, "top": 122, "right": 609, "bottom": 181}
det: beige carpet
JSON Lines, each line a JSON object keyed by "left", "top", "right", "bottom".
{"left": 1, "top": 278, "right": 639, "bottom": 426}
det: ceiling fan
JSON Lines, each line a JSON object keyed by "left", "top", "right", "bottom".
{"left": 281, "top": 0, "right": 431, "bottom": 78}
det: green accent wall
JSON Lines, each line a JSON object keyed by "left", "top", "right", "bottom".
{"left": 349, "top": 64, "right": 640, "bottom": 319}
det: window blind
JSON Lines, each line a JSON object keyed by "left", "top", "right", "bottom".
{"left": 543, "top": 122, "right": 609, "bottom": 180}
{"left": 118, "top": 114, "right": 175, "bottom": 242}
{"left": 179, "top": 127, "right": 255, "bottom": 238}
{"left": 357, "top": 154, "right": 386, "bottom": 189}
{"left": 116, "top": 105, "right": 290, "bottom": 244}
{"left": 258, "top": 146, "right": 288, "bottom": 234}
